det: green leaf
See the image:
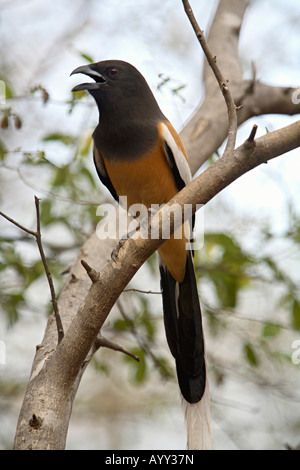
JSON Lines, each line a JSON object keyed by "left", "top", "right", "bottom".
{"left": 43, "top": 133, "right": 76, "bottom": 146}
{"left": 112, "top": 318, "right": 131, "bottom": 332}
{"left": 51, "top": 166, "right": 68, "bottom": 187}
{"left": 81, "top": 167, "right": 96, "bottom": 188}
{"left": 77, "top": 51, "right": 95, "bottom": 63}
{"left": 205, "top": 233, "right": 253, "bottom": 265}
{"left": 0, "top": 138, "right": 7, "bottom": 160}
{"left": 263, "top": 257, "right": 286, "bottom": 282}
{"left": 0, "top": 77, "right": 14, "bottom": 99}
{"left": 145, "top": 253, "right": 158, "bottom": 275}
{"left": 1, "top": 245, "right": 25, "bottom": 275}
{"left": 205, "top": 307, "right": 227, "bottom": 336}
{"left": 78, "top": 135, "right": 92, "bottom": 157}
{"left": 141, "top": 310, "right": 156, "bottom": 341}
{"left": 92, "top": 357, "right": 109, "bottom": 375}
{"left": 244, "top": 342, "right": 259, "bottom": 367}
{"left": 157, "top": 75, "right": 171, "bottom": 89}
{"left": 261, "top": 323, "right": 281, "bottom": 338}
{"left": 172, "top": 84, "right": 186, "bottom": 94}
{"left": 0, "top": 293, "right": 24, "bottom": 326}
{"left": 292, "top": 300, "right": 300, "bottom": 330}
{"left": 201, "top": 232, "right": 257, "bottom": 307}
{"left": 67, "top": 91, "right": 87, "bottom": 113}
{"left": 124, "top": 347, "right": 147, "bottom": 383}
{"left": 134, "top": 300, "right": 157, "bottom": 341}
{"left": 40, "top": 199, "right": 54, "bottom": 226}
{"left": 24, "top": 259, "right": 45, "bottom": 288}
{"left": 155, "top": 356, "right": 174, "bottom": 379}
{"left": 208, "top": 270, "right": 238, "bottom": 308}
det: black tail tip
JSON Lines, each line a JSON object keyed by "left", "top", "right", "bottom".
{"left": 176, "top": 360, "right": 206, "bottom": 403}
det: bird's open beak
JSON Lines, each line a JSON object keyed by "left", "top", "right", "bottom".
{"left": 70, "top": 65, "right": 106, "bottom": 92}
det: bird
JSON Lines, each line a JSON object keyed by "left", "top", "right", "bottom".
{"left": 71, "top": 60, "right": 213, "bottom": 450}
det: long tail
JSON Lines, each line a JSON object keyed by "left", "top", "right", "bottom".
{"left": 159, "top": 251, "right": 213, "bottom": 450}
{"left": 182, "top": 373, "right": 213, "bottom": 449}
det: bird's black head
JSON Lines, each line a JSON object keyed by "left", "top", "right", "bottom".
{"left": 70, "top": 60, "right": 164, "bottom": 123}
{"left": 71, "top": 60, "right": 137, "bottom": 93}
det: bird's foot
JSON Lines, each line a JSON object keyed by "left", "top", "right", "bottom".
{"left": 111, "top": 237, "right": 126, "bottom": 262}
{"left": 111, "top": 226, "right": 140, "bottom": 262}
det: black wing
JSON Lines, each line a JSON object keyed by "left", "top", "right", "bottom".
{"left": 93, "top": 142, "right": 119, "bottom": 202}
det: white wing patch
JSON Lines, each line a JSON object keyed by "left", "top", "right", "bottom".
{"left": 160, "top": 123, "right": 192, "bottom": 186}
{"left": 93, "top": 143, "right": 107, "bottom": 178}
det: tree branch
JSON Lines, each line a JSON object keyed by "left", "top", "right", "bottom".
{"left": 55, "top": 120, "right": 300, "bottom": 386}
{"left": 95, "top": 334, "right": 140, "bottom": 362}
{"left": 13, "top": 118, "right": 300, "bottom": 449}
{"left": 34, "top": 197, "right": 64, "bottom": 343}
{"left": 0, "top": 210, "right": 36, "bottom": 237}
{"left": 0, "top": 197, "right": 64, "bottom": 343}
{"left": 12, "top": 0, "right": 300, "bottom": 450}
{"left": 116, "top": 299, "right": 165, "bottom": 372}
{"left": 181, "top": 0, "right": 300, "bottom": 174}
{"left": 182, "top": 0, "right": 237, "bottom": 156}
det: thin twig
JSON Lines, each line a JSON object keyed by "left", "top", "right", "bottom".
{"left": 0, "top": 210, "right": 36, "bottom": 237}
{"left": 123, "top": 288, "right": 162, "bottom": 295}
{"left": 94, "top": 334, "right": 140, "bottom": 362}
{"left": 0, "top": 197, "right": 64, "bottom": 343}
{"left": 116, "top": 299, "right": 168, "bottom": 374}
{"left": 182, "top": 0, "right": 237, "bottom": 155}
{"left": 34, "top": 197, "right": 64, "bottom": 343}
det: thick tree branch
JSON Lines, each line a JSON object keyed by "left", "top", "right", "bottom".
{"left": 53, "top": 121, "right": 300, "bottom": 381}
{"left": 13, "top": 119, "right": 300, "bottom": 449}
{"left": 181, "top": 0, "right": 300, "bottom": 174}
{"left": 12, "top": 0, "right": 300, "bottom": 450}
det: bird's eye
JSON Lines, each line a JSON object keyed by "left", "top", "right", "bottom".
{"left": 108, "top": 68, "right": 119, "bottom": 78}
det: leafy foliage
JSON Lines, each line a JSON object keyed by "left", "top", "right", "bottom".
{"left": 0, "top": 76, "right": 103, "bottom": 324}
{"left": 195, "top": 215, "right": 300, "bottom": 373}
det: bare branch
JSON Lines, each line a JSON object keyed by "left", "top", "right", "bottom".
{"left": 182, "top": 0, "right": 237, "bottom": 156}
{"left": 0, "top": 197, "right": 64, "bottom": 343}
{"left": 0, "top": 210, "right": 36, "bottom": 237}
{"left": 116, "top": 299, "right": 166, "bottom": 373}
{"left": 180, "top": 0, "right": 300, "bottom": 174}
{"left": 95, "top": 334, "right": 140, "bottom": 362}
{"left": 34, "top": 196, "right": 64, "bottom": 343}
{"left": 124, "top": 288, "right": 162, "bottom": 295}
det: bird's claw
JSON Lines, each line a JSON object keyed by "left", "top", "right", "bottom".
{"left": 111, "top": 238, "right": 126, "bottom": 262}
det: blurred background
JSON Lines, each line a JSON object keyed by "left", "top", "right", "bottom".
{"left": 0, "top": 0, "right": 300, "bottom": 450}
